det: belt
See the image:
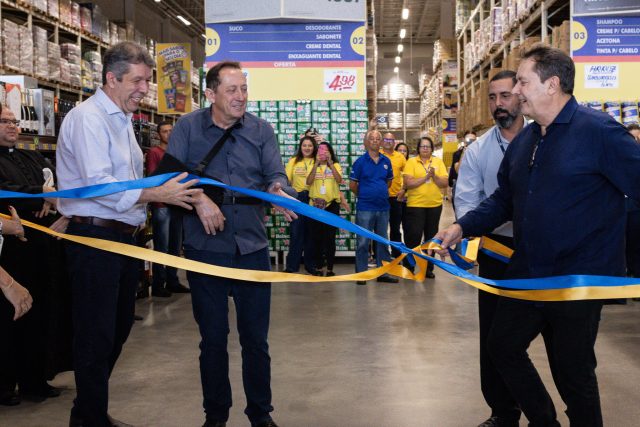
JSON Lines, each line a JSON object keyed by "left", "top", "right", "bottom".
{"left": 71, "top": 216, "right": 140, "bottom": 236}
{"left": 221, "top": 195, "right": 262, "bottom": 205}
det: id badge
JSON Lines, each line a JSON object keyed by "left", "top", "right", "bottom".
{"left": 319, "top": 185, "right": 326, "bottom": 195}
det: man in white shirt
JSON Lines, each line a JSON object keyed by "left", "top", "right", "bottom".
{"left": 454, "top": 70, "right": 527, "bottom": 427}
{"left": 56, "top": 42, "right": 200, "bottom": 427}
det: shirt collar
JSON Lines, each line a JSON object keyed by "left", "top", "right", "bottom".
{"left": 551, "top": 96, "right": 578, "bottom": 125}
{"left": 202, "top": 105, "right": 246, "bottom": 131}
{"left": 0, "top": 146, "right": 14, "bottom": 153}
{"left": 94, "top": 87, "right": 131, "bottom": 119}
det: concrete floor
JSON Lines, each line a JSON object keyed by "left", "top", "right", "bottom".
{"left": 3, "top": 205, "right": 640, "bottom": 426}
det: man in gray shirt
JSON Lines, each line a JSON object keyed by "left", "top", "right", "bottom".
{"left": 166, "top": 61, "right": 295, "bottom": 427}
{"left": 454, "top": 70, "right": 526, "bottom": 427}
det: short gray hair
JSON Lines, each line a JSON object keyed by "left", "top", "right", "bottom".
{"left": 102, "top": 41, "right": 154, "bottom": 84}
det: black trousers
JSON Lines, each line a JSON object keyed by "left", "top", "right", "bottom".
{"left": 402, "top": 205, "right": 442, "bottom": 273}
{"left": 477, "top": 234, "right": 521, "bottom": 422}
{"left": 626, "top": 209, "right": 640, "bottom": 277}
{"left": 488, "top": 296, "right": 603, "bottom": 427}
{"left": 65, "top": 222, "right": 140, "bottom": 427}
{"left": 310, "top": 202, "right": 339, "bottom": 271}
{"left": 388, "top": 197, "right": 404, "bottom": 258}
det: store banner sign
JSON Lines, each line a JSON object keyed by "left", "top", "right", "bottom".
{"left": 156, "top": 43, "right": 192, "bottom": 115}
{"left": 571, "top": 15, "right": 640, "bottom": 100}
{"left": 573, "top": 0, "right": 640, "bottom": 16}
{"left": 205, "top": 22, "right": 365, "bottom": 100}
{"left": 205, "top": 0, "right": 364, "bottom": 23}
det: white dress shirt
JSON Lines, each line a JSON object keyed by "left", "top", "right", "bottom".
{"left": 56, "top": 87, "right": 145, "bottom": 226}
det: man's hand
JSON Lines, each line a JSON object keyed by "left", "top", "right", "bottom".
{"left": 140, "top": 172, "right": 203, "bottom": 209}
{"left": 1, "top": 277, "right": 32, "bottom": 321}
{"left": 193, "top": 193, "right": 225, "bottom": 235}
{"left": 268, "top": 182, "right": 298, "bottom": 222}
{"left": 3, "top": 206, "right": 26, "bottom": 241}
{"left": 49, "top": 216, "right": 71, "bottom": 236}
{"left": 35, "top": 186, "right": 57, "bottom": 218}
{"left": 431, "top": 223, "right": 463, "bottom": 259}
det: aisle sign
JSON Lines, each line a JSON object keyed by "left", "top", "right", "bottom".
{"left": 205, "top": 0, "right": 365, "bottom": 23}
{"left": 205, "top": 22, "right": 365, "bottom": 100}
{"left": 571, "top": 15, "right": 640, "bottom": 100}
{"left": 156, "top": 43, "right": 192, "bottom": 115}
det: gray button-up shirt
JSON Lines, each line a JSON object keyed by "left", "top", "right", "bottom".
{"left": 454, "top": 124, "right": 526, "bottom": 237}
{"left": 167, "top": 108, "right": 289, "bottom": 255}
{"left": 57, "top": 87, "right": 145, "bottom": 226}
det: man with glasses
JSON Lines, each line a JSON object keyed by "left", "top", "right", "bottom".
{"left": 0, "top": 106, "right": 68, "bottom": 406}
{"left": 349, "top": 130, "right": 398, "bottom": 285}
{"left": 380, "top": 132, "right": 407, "bottom": 258}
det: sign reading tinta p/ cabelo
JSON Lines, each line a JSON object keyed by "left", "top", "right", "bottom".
{"left": 156, "top": 43, "right": 192, "bottom": 115}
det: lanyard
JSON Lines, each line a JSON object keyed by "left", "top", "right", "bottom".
{"left": 419, "top": 157, "right": 432, "bottom": 175}
{"left": 494, "top": 127, "right": 507, "bottom": 155}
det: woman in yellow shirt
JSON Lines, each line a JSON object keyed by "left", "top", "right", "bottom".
{"left": 306, "top": 141, "right": 343, "bottom": 276}
{"left": 284, "top": 136, "right": 318, "bottom": 274}
{"left": 402, "top": 136, "right": 448, "bottom": 278}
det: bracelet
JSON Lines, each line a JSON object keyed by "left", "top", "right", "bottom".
{"left": 1, "top": 276, "right": 14, "bottom": 291}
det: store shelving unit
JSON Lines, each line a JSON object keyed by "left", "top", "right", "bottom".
{"left": 455, "top": 0, "right": 570, "bottom": 134}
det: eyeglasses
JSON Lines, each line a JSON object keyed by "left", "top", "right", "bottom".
{"left": 382, "top": 138, "right": 394, "bottom": 143}
{"left": 0, "top": 119, "right": 19, "bottom": 126}
{"left": 418, "top": 145, "right": 432, "bottom": 149}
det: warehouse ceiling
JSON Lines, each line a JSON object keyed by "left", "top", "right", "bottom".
{"left": 152, "top": 1, "right": 440, "bottom": 44}
{"left": 374, "top": 0, "right": 442, "bottom": 44}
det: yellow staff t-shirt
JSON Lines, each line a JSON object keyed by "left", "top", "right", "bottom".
{"left": 308, "top": 163, "right": 343, "bottom": 204}
{"left": 403, "top": 156, "right": 448, "bottom": 208}
{"left": 285, "top": 158, "right": 314, "bottom": 193}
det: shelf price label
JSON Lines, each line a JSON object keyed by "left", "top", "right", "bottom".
{"left": 324, "top": 69, "right": 357, "bottom": 93}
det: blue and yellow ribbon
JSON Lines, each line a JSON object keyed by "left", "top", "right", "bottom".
{"left": 2, "top": 173, "right": 640, "bottom": 301}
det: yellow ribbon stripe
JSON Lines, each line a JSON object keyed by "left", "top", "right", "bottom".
{"left": 11, "top": 216, "right": 640, "bottom": 301}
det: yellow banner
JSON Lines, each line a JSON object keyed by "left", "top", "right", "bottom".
{"left": 156, "top": 43, "right": 192, "bottom": 115}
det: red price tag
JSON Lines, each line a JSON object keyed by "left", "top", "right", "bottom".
{"left": 324, "top": 70, "right": 357, "bottom": 93}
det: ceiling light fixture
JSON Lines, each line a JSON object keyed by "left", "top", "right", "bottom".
{"left": 395, "top": 56, "right": 401, "bottom": 64}
{"left": 402, "top": 8, "right": 409, "bottom": 20}
{"left": 177, "top": 15, "right": 191, "bottom": 26}
{"left": 393, "top": 66, "right": 399, "bottom": 73}
{"left": 202, "top": 33, "right": 207, "bottom": 39}
{"left": 400, "top": 28, "right": 406, "bottom": 39}
{"left": 397, "top": 44, "right": 404, "bottom": 53}
{"left": 154, "top": 0, "right": 161, "bottom": 3}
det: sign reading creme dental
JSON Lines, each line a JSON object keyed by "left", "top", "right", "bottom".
{"left": 574, "top": 0, "right": 640, "bottom": 16}
{"left": 205, "top": 0, "right": 365, "bottom": 23}
{"left": 205, "top": 22, "right": 365, "bottom": 100}
{"left": 572, "top": 15, "right": 640, "bottom": 99}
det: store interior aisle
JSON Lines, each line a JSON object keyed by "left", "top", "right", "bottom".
{"left": 3, "top": 207, "right": 640, "bottom": 427}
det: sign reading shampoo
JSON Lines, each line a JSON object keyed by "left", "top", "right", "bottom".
{"left": 156, "top": 43, "right": 192, "bottom": 115}
{"left": 572, "top": 15, "right": 640, "bottom": 101}
{"left": 205, "top": 22, "right": 365, "bottom": 100}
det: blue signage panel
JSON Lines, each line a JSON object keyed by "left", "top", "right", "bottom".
{"left": 572, "top": 16, "right": 640, "bottom": 58}
{"left": 206, "top": 22, "right": 365, "bottom": 66}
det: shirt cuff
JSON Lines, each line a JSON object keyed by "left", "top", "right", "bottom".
{"left": 115, "top": 188, "right": 143, "bottom": 213}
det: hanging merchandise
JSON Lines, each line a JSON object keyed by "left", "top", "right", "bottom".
{"left": 156, "top": 43, "right": 193, "bottom": 115}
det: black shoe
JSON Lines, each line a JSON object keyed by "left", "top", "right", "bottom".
{"left": 151, "top": 287, "right": 172, "bottom": 297}
{"left": 135, "top": 287, "right": 149, "bottom": 300}
{"left": 425, "top": 271, "right": 435, "bottom": 279}
{"left": 20, "top": 383, "right": 61, "bottom": 401}
{"left": 203, "top": 421, "right": 226, "bottom": 427}
{"left": 0, "top": 390, "right": 20, "bottom": 406}
{"left": 283, "top": 268, "right": 295, "bottom": 273}
{"left": 478, "top": 416, "right": 519, "bottom": 427}
{"left": 167, "top": 283, "right": 190, "bottom": 293}
{"left": 356, "top": 280, "right": 367, "bottom": 285}
{"left": 325, "top": 270, "right": 335, "bottom": 277}
{"left": 377, "top": 276, "right": 399, "bottom": 283}
{"left": 134, "top": 314, "right": 143, "bottom": 321}
{"left": 313, "top": 271, "right": 323, "bottom": 276}
{"left": 253, "top": 420, "right": 279, "bottom": 427}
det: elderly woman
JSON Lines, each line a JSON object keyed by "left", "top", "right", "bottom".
{"left": 402, "top": 135, "right": 448, "bottom": 279}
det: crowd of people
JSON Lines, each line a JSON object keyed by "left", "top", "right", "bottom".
{"left": 1, "top": 40, "right": 640, "bottom": 427}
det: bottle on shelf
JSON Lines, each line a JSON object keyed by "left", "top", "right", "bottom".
{"left": 20, "top": 90, "right": 31, "bottom": 134}
{"left": 28, "top": 90, "right": 39, "bottom": 135}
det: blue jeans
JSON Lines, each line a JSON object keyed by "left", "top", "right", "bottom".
{"left": 151, "top": 207, "right": 183, "bottom": 289}
{"left": 355, "top": 210, "right": 391, "bottom": 273}
{"left": 185, "top": 247, "right": 273, "bottom": 425}
{"left": 285, "top": 191, "right": 315, "bottom": 272}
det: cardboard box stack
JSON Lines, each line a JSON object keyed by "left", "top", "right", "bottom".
{"left": 19, "top": 25, "right": 34, "bottom": 74}
{"left": 433, "top": 39, "right": 456, "bottom": 72}
{"left": 2, "top": 20, "right": 20, "bottom": 69}
{"left": 247, "top": 99, "right": 367, "bottom": 253}
{"left": 551, "top": 21, "right": 570, "bottom": 54}
{"left": 33, "top": 26, "right": 49, "bottom": 79}
{"left": 61, "top": 43, "right": 82, "bottom": 87}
